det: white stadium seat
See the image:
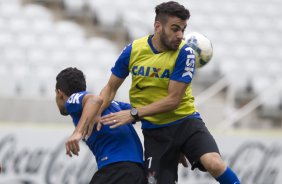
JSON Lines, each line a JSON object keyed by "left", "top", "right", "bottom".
{"left": 16, "top": 32, "right": 39, "bottom": 50}
{"left": 0, "top": 3, "right": 21, "bottom": 19}
{"left": 63, "top": 0, "right": 88, "bottom": 17}
{"left": 23, "top": 4, "right": 52, "bottom": 20}
{"left": 0, "top": 64, "right": 18, "bottom": 97}
{"left": 87, "top": 37, "right": 118, "bottom": 54}
{"left": 31, "top": 19, "right": 54, "bottom": 35}
{"left": 26, "top": 47, "right": 49, "bottom": 67}
{"left": 7, "top": 17, "right": 30, "bottom": 33}
{"left": 0, "top": 31, "right": 15, "bottom": 48}
{"left": 54, "top": 20, "right": 86, "bottom": 37}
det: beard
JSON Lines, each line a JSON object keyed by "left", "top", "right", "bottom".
{"left": 59, "top": 108, "right": 68, "bottom": 116}
{"left": 159, "top": 28, "right": 180, "bottom": 51}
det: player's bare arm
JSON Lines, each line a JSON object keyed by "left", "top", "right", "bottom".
{"left": 101, "top": 80, "right": 189, "bottom": 128}
{"left": 137, "top": 80, "right": 189, "bottom": 117}
{"left": 88, "top": 74, "right": 124, "bottom": 131}
{"left": 66, "top": 94, "right": 103, "bottom": 157}
{"left": 99, "top": 74, "right": 125, "bottom": 111}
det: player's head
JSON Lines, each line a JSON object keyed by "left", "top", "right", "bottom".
{"left": 55, "top": 67, "right": 86, "bottom": 115}
{"left": 154, "top": 1, "right": 190, "bottom": 51}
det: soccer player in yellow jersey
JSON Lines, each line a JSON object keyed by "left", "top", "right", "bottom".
{"left": 98, "top": 1, "right": 240, "bottom": 184}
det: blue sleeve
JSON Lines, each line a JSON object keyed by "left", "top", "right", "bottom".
{"left": 65, "top": 91, "right": 88, "bottom": 114}
{"left": 117, "top": 101, "right": 132, "bottom": 110}
{"left": 170, "top": 45, "right": 196, "bottom": 83}
{"left": 111, "top": 44, "right": 132, "bottom": 78}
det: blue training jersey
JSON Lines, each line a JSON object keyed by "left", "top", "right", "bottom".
{"left": 65, "top": 91, "right": 144, "bottom": 170}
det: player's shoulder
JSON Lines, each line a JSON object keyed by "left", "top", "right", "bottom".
{"left": 177, "top": 43, "right": 196, "bottom": 62}
{"left": 67, "top": 91, "right": 87, "bottom": 105}
{"left": 111, "top": 100, "right": 131, "bottom": 110}
{"left": 180, "top": 41, "right": 195, "bottom": 55}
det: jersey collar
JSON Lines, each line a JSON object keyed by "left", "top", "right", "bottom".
{"left": 147, "top": 35, "right": 160, "bottom": 54}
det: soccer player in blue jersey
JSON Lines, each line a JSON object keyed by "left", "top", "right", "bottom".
{"left": 55, "top": 67, "right": 146, "bottom": 184}
{"left": 97, "top": 1, "right": 241, "bottom": 184}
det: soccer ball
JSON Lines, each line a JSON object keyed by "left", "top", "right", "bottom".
{"left": 184, "top": 32, "right": 213, "bottom": 68}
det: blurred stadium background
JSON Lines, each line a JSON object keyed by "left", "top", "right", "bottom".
{"left": 0, "top": 0, "right": 281, "bottom": 184}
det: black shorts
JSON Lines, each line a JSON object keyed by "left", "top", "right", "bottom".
{"left": 90, "top": 162, "right": 146, "bottom": 184}
{"left": 143, "top": 118, "right": 220, "bottom": 183}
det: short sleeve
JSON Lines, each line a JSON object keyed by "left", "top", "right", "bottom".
{"left": 111, "top": 44, "right": 132, "bottom": 79}
{"left": 170, "top": 45, "right": 196, "bottom": 83}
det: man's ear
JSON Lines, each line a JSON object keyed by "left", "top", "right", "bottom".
{"left": 154, "top": 21, "right": 161, "bottom": 32}
{"left": 57, "top": 89, "right": 65, "bottom": 99}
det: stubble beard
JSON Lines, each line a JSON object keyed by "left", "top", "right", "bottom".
{"left": 159, "top": 29, "right": 178, "bottom": 51}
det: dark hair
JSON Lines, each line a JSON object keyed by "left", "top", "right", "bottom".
{"left": 155, "top": 1, "right": 190, "bottom": 23}
{"left": 56, "top": 67, "right": 86, "bottom": 96}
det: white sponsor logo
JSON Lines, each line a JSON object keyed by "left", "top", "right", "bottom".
{"left": 182, "top": 48, "right": 195, "bottom": 78}
{"left": 67, "top": 93, "right": 83, "bottom": 104}
{"left": 101, "top": 156, "right": 108, "bottom": 161}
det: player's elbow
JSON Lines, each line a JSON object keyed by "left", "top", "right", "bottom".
{"left": 88, "top": 95, "right": 104, "bottom": 106}
{"left": 95, "top": 96, "right": 104, "bottom": 105}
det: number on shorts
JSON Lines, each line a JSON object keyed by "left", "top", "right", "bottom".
{"left": 147, "top": 157, "right": 152, "bottom": 169}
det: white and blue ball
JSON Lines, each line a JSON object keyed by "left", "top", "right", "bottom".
{"left": 185, "top": 32, "right": 213, "bottom": 68}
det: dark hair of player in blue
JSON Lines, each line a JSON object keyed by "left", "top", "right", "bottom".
{"left": 155, "top": 1, "right": 190, "bottom": 24}
{"left": 56, "top": 67, "right": 86, "bottom": 97}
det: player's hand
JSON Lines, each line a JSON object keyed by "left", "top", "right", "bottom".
{"left": 101, "top": 110, "right": 133, "bottom": 128}
{"left": 179, "top": 153, "right": 189, "bottom": 168}
{"left": 82, "top": 116, "right": 101, "bottom": 139}
{"left": 65, "top": 131, "right": 82, "bottom": 157}
{"left": 93, "top": 116, "right": 103, "bottom": 132}
{"left": 96, "top": 121, "right": 102, "bottom": 131}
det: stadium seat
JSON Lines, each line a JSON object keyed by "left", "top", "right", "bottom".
{"left": 87, "top": 37, "right": 118, "bottom": 54}
{"left": 22, "top": 4, "right": 52, "bottom": 21}
{"left": 31, "top": 19, "right": 54, "bottom": 35}
{"left": 62, "top": 35, "right": 86, "bottom": 51}
{"left": 48, "top": 49, "right": 71, "bottom": 68}
{"left": 0, "top": 31, "right": 14, "bottom": 48}
{"left": 87, "top": 0, "right": 121, "bottom": 26}
{"left": 0, "top": 64, "right": 18, "bottom": 97}
{"left": 54, "top": 20, "right": 86, "bottom": 38}
{"left": 0, "top": 2, "right": 21, "bottom": 19}
{"left": 84, "top": 67, "right": 109, "bottom": 94}
{"left": 16, "top": 32, "right": 39, "bottom": 50}
{"left": 39, "top": 33, "right": 62, "bottom": 50}
{"left": 72, "top": 49, "right": 95, "bottom": 67}
{"left": 2, "top": 46, "right": 27, "bottom": 66}
{"left": 7, "top": 17, "right": 30, "bottom": 33}
{"left": 26, "top": 47, "right": 49, "bottom": 67}
{"left": 63, "top": 0, "right": 88, "bottom": 18}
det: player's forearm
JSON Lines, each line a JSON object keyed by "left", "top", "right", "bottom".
{"left": 99, "top": 74, "right": 125, "bottom": 114}
{"left": 137, "top": 80, "right": 187, "bottom": 118}
{"left": 99, "top": 85, "right": 117, "bottom": 114}
{"left": 137, "top": 95, "right": 181, "bottom": 118}
{"left": 75, "top": 96, "right": 103, "bottom": 134}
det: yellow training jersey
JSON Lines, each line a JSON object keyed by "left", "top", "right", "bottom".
{"left": 111, "top": 35, "right": 199, "bottom": 128}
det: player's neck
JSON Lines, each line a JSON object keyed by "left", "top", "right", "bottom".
{"left": 151, "top": 35, "right": 165, "bottom": 52}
